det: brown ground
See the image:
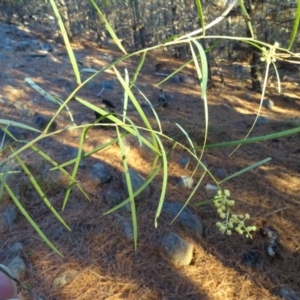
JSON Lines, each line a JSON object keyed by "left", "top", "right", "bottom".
{"left": 0, "top": 19, "right": 300, "bottom": 300}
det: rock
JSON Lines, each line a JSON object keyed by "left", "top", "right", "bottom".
{"left": 96, "top": 80, "right": 115, "bottom": 96}
{"left": 262, "top": 99, "right": 275, "bottom": 110}
{"left": 205, "top": 184, "right": 219, "bottom": 198}
{"left": 177, "top": 176, "right": 194, "bottom": 189}
{"left": 104, "top": 189, "right": 128, "bottom": 208}
{"left": 8, "top": 256, "right": 26, "bottom": 279}
{"left": 213, "top": 168, "right": 227, "bottom": 180}
{"left": 42, "top": 43, "right": 55, "bottom": 52}
{"left": 34, "top": 115, "right": 58, "bottom": 132}
{"left": 7, "top": 242, "right": 23, "bottom": 257}
{"left": 178, "top": 157, "right": 190, "bottom": 169}
{"left": 277, "top": 287, "right": 300, "bottom": 300}
{"left": 163, "top": 202, "right": 203, "bottom": 237}
{"left": 69, "top": 147, "right": 86, "bottom": 167}
{"left": 52, "top": 226, "right": 65, "bottom": 240}
{"left": 83, "top": 79, "right": 98, "bottom": 90}
{"left": 171, "top": 75, "right": 181, "bottom": 83}
{"left": 241, "top": 249, "right": 259, "bottom": 268}
{"left": 257, "top": 116, "right": 269, "bottom": 125}
{"left": 89, "top": 163, "right": 111, "bottom": 184}
{"left": 53, "top": 270, "right": 79, "bottom": 289}
{"left": 15, "top": 41, "right": 31, "bottom": 52}
{"left": 114, "top": 213, "right": 134, "bottom": 241}
{"left": 180, "top": 75, "right": 198, "bottom": 85}
{"left": 121, "top": 168, "right": 150, "bottom": 202}
{"left": 103, "top": 80, "right": 115, "bottom": 90}
{"left": 2, "top": 206, "right": 17, "bottom": 229}
{"left": 159, "top": 232, "right": 194, "bottom": 266}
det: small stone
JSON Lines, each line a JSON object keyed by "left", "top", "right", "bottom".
{"left": 241, "top": 249, "right": 259, "bottom": 268}
{"left": 213, "top": 168, "right": 227, "bottom": 180}
{"left": 159, "top": 232, "right": 194, "bottom": 266}
{"left": 277, "top": 287, "right": 300, "bottom": 300}
{"left": 205, "top": 184, "right": 219, "bottom": 198}
{"left": 178, "top": 157, "right": 190, "bottom": 169}
{"left": 15, "top": 41, "right": 30, "bottom": 52}
{"left": 104, "top": 189, "right": 125, "bottom": 207}
{"left": 52, "top": 226, "right": 65, "bottom": 240}
{"left": 177, "top": 176, "right": 194, "bottom": 189}
{"left": 180, "top": 75, "right": 198, "bottom": 85}
{"left": 101, "top": 80, "right": 115, "bottom": 90}
{"left": 42, "top": 43, "right": 54, "bottom": 52}
{"left": 7, "top": 242, "right": 23, "bottom": 257}
{"left": 163, "top": 202, "right": 203, "bottom": 237}
{"left": 114, "top": 213, "right": 134, "bottom": 241}
{"left": 89, "top": 163, "right": 111, "bottom": 184}
{"left": 69, "top": 147, "right": 85, "bottom": 167}
{"left": 171, "top": 75, "right": 181, "bottom": 83}
{"left": 121, "top": 168, "right": 150, "bottom": 202}
{"left": 53, "top": 270, "right": 79, "bottom": 289}
{"left": 257, "top": 116, "right": 269, "bottom": 125}
{"left": 34, "top": 115, "right": 58, "bottom": 132}
{"left": 8, "top": 256, "right": 26, "bottom": 279}
{"left": 262, "top": 99, "right": 275, "bottom": 110}
{"left": 2, "top": 206, "right": 17, "bottom": 228}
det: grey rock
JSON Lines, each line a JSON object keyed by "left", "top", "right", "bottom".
{"left": 15, "top": 41, "right": 31, "bottom": 52}
{"left": 257, "top": 116, "right": 269, "bottom": 125}
{"left": 53, "top": 270, "right": 79, "bottom": 289}
{"left": 84, "top": 80, "right": 98, "bottom": 90}
{"left": 99, "top": 54, "right": 114, "bottom": 63}
{"left": 8, "top": 256, "right": 26, "bottom": 279}
{"left": 34, "top": 115, "right": 58, "bottom": 132}
{"left": 277, "top": 287, "right": 300, "bottom": 300}
{"left": 52, "top": 226, "right": 65, "bottom": 240}
{"left": 171, "top": 75, "right": 181, "bottom": 83}
{"left": 180, "top": 75, "right": 198, "bottom": 85}
{"left": 241, "top": 249, "right": 259, "bottom": 268}
{"left": 121, "top": 168, "right": 150, "bottom": 202}
{"left": 7, "top": 242, "right": 23, "bottom": 257}
{"left": 177, "top": 176, "right": 194, "bottom": 189}
{"left": 159, "top": 232, "right": 194, "bottom": 266}
{"left": 213, "top": 168, "right": 227, "bottom": 180}
{"left": 90, "top": 162, "right": 111, "bottom": 184}
{"left": 104, "top": 189, "right": 124, "bottom": 207}
{"left": 30, "top": 40, "right": 42, "bottom": 51}
{"left": 2, "top": 206, "right": 17, "bottom": 228}
{"left": 163, "top": 202, "right": 203, "bottom": 237}
{"left": 42, "top": 43, "right": 55, "bottom": 52}
{"left": 205, "top": 184, "right": 219, "bottom": 198}
{"left": 262, "top": 99, "right": 275, "bottom": 110}
{"left": 178, "top": 157, "right": 190, "bottom": 169}
{"left": 97, "top": 80, "right": 116, "bottom": 96}
{"left": 114, "top": 213, "right": 134, "bottom": 241}
{"left": 101, "top": 80, "right": 115, "bottom": 90}
{"left": 69, "top": 147, "right": 85, "bottom": 167}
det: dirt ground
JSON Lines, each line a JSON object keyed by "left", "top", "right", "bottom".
{"left": 0, "top": 18, "right": 300, "bottom": 300}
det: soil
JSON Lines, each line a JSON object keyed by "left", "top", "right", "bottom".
{"left": 0, "top": 18, "right": 300, "bottom": 300}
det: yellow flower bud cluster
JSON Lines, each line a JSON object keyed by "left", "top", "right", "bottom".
{"left": 214, "top": 189, "right": 256, "bottom": 238}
